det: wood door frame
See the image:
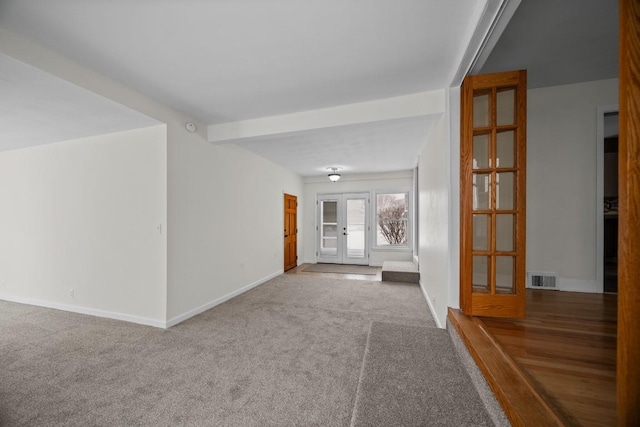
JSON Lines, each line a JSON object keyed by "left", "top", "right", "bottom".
{"left": 618, "top": 0, "right": 640, "bottom": 423}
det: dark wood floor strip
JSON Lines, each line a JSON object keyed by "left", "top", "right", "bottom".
{"left": 451, "top": 290, "right": 617, "bottom": 427}
{"left": 481, "top": 291, "right": 617, "bottom": 427}
{"left": 448, "top": 308, "right": 563, "bottom": 427}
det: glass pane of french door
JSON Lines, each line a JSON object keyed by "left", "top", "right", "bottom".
{"left": 320, "top": 200, "right": 338, "bottom": 257}
{"left": 345, "top": 198, "right": 366, "bottom": 260}
{"left": 470, "top": 83, "right": 518, "bottom": 295}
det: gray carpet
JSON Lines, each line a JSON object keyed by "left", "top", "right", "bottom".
{"left": 350, "top": 322, "right": 494, "bottom": 427}
{"left": 0, "top": 274, "right": 433, "bottom": 426}
{"left": 303, "top": 264, "right": 380, "bottom": 275}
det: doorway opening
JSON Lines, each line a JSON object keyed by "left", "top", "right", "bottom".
{"left": 284, "top": 193, "right": 297, "bottom": 272}
{"left": 602, "top": 111, "right": 619, "bottom": 293}
{"left": 317, "top": 193, "right": 369, "bottom": 265}
{"left": 597, "top": 107, "right": 619, "bottom": 293}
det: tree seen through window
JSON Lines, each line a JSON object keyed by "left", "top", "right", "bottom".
{"left": 376, "top": 193, "right": 408, "bottom": 246}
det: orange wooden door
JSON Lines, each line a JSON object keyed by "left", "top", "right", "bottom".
{"left": 618, "top": 0, "right": 640, "bottom": 422}
{"left": 284, "top": 194, "right": 297, "bottom": 271}
{"left": 461, "top": 70, "right": 527, "bottom": 318}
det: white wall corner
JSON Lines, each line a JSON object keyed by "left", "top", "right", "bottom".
{"left": 448, "top": 86, "right": 461, "bottom": 311}
{"left": 419, "top": 280, "right": 444, "bottom": 329}
{"left": 166, "top": 269, "right": 283, "bottom": 328}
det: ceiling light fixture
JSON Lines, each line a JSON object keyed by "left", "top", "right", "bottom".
{"left": 327, "top": 167, "right": 341, "bottom": 182}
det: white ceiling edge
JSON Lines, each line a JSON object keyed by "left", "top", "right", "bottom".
{"left": 0, "top": 28, "right": 205, "bottom": 143}
{"left": 0, "top": 53, "right": 160, "bottom": 152}
{"left": 468, "top": 0, "right": 522, "bottom": 76}
{"left": 450, "top": 0, "right": 518, "bottom": 87}
{"left": 207, "top": 90, "right": 445, "bottom": 143}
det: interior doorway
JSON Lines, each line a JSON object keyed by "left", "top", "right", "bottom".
{"left": 284, "top": 193, "right": 297, "bottom": 271}
{"left": 603, "top": 112, "right": 619, "bottom": 293}
{"left": 317, "top": 193, "right": 369, "bottom": 265}
{"left": 598, "top": 108, "right": 619, "bottom": 293}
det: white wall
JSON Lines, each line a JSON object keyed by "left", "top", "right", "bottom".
{"left": 1, "top": 29, "right": 305, "bottom": 328}
{"left": 527, "top": 78, "right": 618, "bottom": 292}
{"left": 0, "top": 126, "right": 168, "bottom": 326}
{"left": 167, "top": 137, "right": 303, "bottom": 323}
{"left": 417, "top": 107, "right": 450, "bottom": 328}
{"left": 302, "top": 171, "right": 413, "bottom": 266}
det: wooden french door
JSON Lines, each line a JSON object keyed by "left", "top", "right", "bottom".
{"left": 284, "top": 193, "right": 297, "bottom": 271}
{"left": 461, "top": 70, "right": 527, "bottom": 318}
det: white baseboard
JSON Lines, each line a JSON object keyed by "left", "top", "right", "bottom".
{"left": 0, "top": 294, "right": 166, "bottom": 328}
{"left": 165, "top": 269, "right": 283, "bottom": 328}
{"left": 525, "top": 276, "right": 602, "bottom": 293}
{"left": 558, "top": 277, "right": 602, "bottom": 293}
{"left": 0, "top": 270, "right": 284, "bottom": 330}
{"left": 419, "top": 279, "right": 443, "bottom": 329}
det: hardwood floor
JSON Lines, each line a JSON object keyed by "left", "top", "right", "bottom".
{"left": 452, "top": 289, "right": 617, "bottom": 427}
{"left": 289, "top": 267, "right": 617, "bottom": 425}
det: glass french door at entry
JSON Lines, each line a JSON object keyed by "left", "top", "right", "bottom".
{"left": 317, "top": 193, "right": 369, "bottom": 265}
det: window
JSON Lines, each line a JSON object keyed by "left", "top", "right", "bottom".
{"left": 375, "top": 192, "right": 409, "bottom": 247}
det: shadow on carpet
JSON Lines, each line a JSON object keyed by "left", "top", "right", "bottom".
{"left": 350, "top": 322, "right": 493, "bottom": 427}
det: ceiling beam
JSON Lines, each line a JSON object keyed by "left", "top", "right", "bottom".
{"left": 207, "top": 90, "right": 445, "bottom": 143}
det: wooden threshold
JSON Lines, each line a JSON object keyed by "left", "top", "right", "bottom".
{"left": 448, "top": 307, "right": 564, "bottom": 427}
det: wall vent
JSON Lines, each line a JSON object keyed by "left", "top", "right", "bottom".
{"left": 527, "top": 272, "right": 559, "bottom": 290}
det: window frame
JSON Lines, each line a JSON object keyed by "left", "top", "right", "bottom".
{"left": 372, "top": 189, "right": 412, "bottom": 251}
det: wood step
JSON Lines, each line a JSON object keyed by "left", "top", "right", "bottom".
{"left": 447, "top": 308, "right": 564, "bottom": 427}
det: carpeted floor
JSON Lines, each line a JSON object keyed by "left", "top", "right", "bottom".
{"left": 351, "top": 322, "right": 493, "bottom": 426}
{"left": 0, "top": 274, "right": 492, "bottom": 426}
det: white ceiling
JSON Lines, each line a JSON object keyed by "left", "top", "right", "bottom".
{"left": 232, "top": 115, "right": 439, "bottom": 176}
{"left": 0, "top": 0, "right": 619, "bottom": 175}
{"left": 0, "top": 0, "right": 482, "bottom": 124}
{"left": 479, "top": 0, "right": 618, "bottom": 88}
{"left": 0, "top": 54, "right": 160, "bottom": 151}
